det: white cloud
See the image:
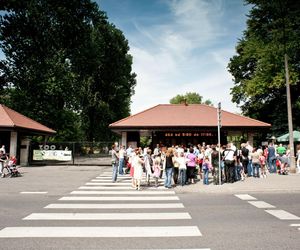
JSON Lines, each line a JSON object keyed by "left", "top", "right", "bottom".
{"left": 128, "top": 0, "right": 242, "bottom": 115}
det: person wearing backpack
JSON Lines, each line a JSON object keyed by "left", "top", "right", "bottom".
{"left": 222, "top": 143, "right": 237, "bottom": 183}
{"left": 240, "top": 143, "right": 249, "bottom": 176}
{"left": 267, "top": 143, "right": 277, "bottom": 173}
{"left": 111, "top": 144, "right": 119, "bottom": 183}
{"left": 163, "top": 147, "right": 175, "bottom": 188}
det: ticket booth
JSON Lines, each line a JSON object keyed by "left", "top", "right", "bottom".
{"left": 0, "top": 104, "right": 56, "bottom": 166}
{"left": 109, "top": 104, "right": 271, "bottom": 148}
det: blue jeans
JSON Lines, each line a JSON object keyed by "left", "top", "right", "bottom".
{"left": 252, "top": 163, "right": 260, "bottom": 177}
{"left": 203, "top": 169, "right": 209, "bottom": 185}
{"left": 235, "top": 165, "right": 241, "bottom": 181}
{"left": 179, "top": 169, "right": 186, "bottom": 186}
{"left": 268, "top": 157, "right": 276, "bottom": 173}
{"left": 112, "top": 163, "right": 118, "bottom": 182}
{"left": 118, "top": 158, "right": 124, "bottom": 175}
{"left": 164, "top": 168, "right": 173, "bottom": 188}
{"left": 247, "top": 160, "right": 253, "bottom": 176}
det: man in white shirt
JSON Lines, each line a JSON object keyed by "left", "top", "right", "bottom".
{"left": 153, "top": 144, "right": 161, "bottom": 157}
{"left": 126, "top": 145, "right": 133, "bottom": 157}
{"left": 118, "top": 145, "right": 125, "bottom": 175}
{"left": 222, "top": 143, "right": 236, "bottom": 183}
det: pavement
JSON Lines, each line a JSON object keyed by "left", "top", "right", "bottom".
{"left": 174, "top": 171, "right": 300, "bottom": 194}
{"left": 4, "top": 164, "right": 300, "bottom": 194}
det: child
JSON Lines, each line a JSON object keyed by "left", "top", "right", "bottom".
{"left": 152, "top": 157, "right": 161, "bottom": 187}
{"left": 259, "top": 152, "right": 267, "bottom": 178}
{"left": 177, "top": 152, "right": 187, "bottom": 186}
{"left": 128, "top": 153, "right": 135, "bottom": 188}
{"left": 202, "top": 157, "right": 212, "bottom": 185}
{"left": 8, "top": 155, "right": 17, "bottom": 167}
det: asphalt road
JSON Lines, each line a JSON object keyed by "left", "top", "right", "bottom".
{"left": 0, "top": 165, "right": 299, "bottom": 250}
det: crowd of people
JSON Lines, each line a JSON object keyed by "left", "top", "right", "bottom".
{"left": 110, "top": 141, "right": 300, "bottom": 189}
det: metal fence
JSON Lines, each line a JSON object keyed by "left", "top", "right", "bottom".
{"left": 29, "top": 141, "right": 113, "bottom": 166}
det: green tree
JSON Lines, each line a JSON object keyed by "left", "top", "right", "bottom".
{"left": 170, "top": 92, "right": 213, "bottom": 106}
{"left": 77, "top": 21, "right": 136, "bottom": 141}
{"left": 228, "top": 0, "right": 300, "bottom": 136}
{"left": 0, "top": 0, "right": 136, "bottom": 141}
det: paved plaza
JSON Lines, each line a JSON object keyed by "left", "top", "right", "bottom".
{"left": 0, "top": 165, "right": 299, "bottom": 250}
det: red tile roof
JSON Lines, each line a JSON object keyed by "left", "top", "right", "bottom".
{"left": 109, "top": 104, "right": 271, "bottom": 128}
{"left": 0, "top": 104, "right": 56, "bottom": 134}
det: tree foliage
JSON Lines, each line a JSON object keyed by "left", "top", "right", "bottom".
{"left": 228, "top": 0, "right": 300, "bottom": 136}
{"left": 0, "top": 0, "right": 136, "bottom": 141}
{"left": 169, "top": 92, "right": 213, "bottom": 106}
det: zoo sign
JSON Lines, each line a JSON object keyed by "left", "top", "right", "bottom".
{"left": 33, "top": 145, "right": 72, "bottom": 161}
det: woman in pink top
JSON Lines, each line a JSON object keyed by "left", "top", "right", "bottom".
{"left": 152, "top": 157, "right": 161, "bottom": 187}
{"left": 186, "top": 147, "right": 197, "bottom": 184}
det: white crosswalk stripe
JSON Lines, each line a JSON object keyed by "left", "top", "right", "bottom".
{"left": 70, "top": 190, "right": 175, "bottom": 195}
{"left": 78, "top": 186, "right": 166, "bottom": 190}
{"left": 86, "top": 182, "right": 132, "bottom": 185}
{"left": 235, "top": 193, "right": 300, "bottom": 233}
{"left": 235, "top": 194, "right": 257, "bottom": 200}
{"left": 0, "top": 226, "right": 202, "bottom": 238}
{"left": 20, "top": 191, "right": 48, "bottom": 194}
{"left": 45, "top": 203, "right": 185, "bottom": 209}
{"left": 0, "top": 170, "right": 203, "bottom": 246}
{"left": 90, "top": 179, "right": 131, "bottom": 182}
{"left": 59, "top": 196, "right": 179, "bottom": 201}
{"left": 248, "top": 201, "right": 276, "bottom": 209}
{"left": 96, "top": 176, "right": 131, "bottom": 179}
{"left": 290, "top": 223, "right": 300, "bottom": 231}
{"left": 265, "top": 210, "right": 300, "bottom": 220}
{"left": 23, "top": 212, "right": 191, "bottom": 220}
{"left": 79, "top": 186, "right": 135, "bottom": 190}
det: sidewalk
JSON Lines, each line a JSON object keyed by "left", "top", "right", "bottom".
{"left": 174, "top": 173, "right": 300, "bottom": 194}
{"left": 8, "top": 165, "right": 300, "bottom": 195}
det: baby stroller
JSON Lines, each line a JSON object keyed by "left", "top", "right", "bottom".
{"left": 2, "top": 159, "right": 21, "bottom": 178}
{"left": 276, "top": 157, "right": 289, "bottom": 175}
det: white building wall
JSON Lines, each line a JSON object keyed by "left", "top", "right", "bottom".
{"left": 9, "top": 131, "right": 18, "bottom": 157}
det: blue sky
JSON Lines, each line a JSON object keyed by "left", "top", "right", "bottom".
{"left": 0, "top": 1, "right": 251, "bottom": 115}
{"left": 98, "top": 0, "right": 251, "bottom": 114}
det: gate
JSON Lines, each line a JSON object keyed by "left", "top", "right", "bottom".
{"left": 29, "top": 141, "right": 113, "bottom": 166}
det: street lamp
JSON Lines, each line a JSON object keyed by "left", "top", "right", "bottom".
{"left": 217, "top": 102, "right": 222, "bottom": 185}
{"left": 284, "top": 54, "right": 296, "bottom": 173}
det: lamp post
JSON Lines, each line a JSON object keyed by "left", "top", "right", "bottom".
{"left": 217, "top": 102, "right": 222, "bottom": 185}
{"left": 284, "top": 54, "right": 296, "bottom": 173}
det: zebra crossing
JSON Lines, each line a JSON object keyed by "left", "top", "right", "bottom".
{"left": 290, "top": 224, "right": 300, "bottom": 231}
{"left": 235, "top": 193, "right": 300, "bottom": 232}
{"left": 0, "top": 170, "right": 206, "bottom": 249}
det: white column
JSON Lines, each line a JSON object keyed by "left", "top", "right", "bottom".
{"left": 121, "top": 132, "right": 127, "bottom": 147}
{"left": 20, "top": 137, "right": 31, "bottom": 166}
{"left": 9, "top": 131, "right": 18, "bottom": 157}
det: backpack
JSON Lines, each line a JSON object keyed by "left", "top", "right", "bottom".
{"left": 148, "top": 156, "right": 153, "bottom": 166}
{"left": 241, "top": 147, "right": 249, "bottom": 160}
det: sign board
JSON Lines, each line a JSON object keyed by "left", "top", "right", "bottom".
{"left": 33, "top": 150, "right": 72, "bottom": 161}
